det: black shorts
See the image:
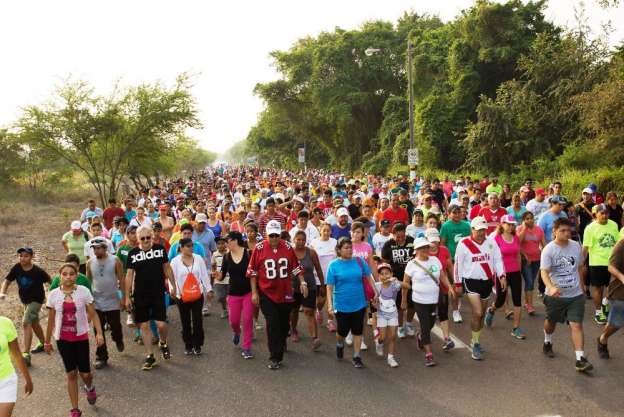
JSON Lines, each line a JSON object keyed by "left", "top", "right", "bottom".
{"left": 335, "top": 308, "right": 366, "bottom": 337}
{"left": 396, "top": 289, "right": 414, "bottom": 309}
{"left": 589, "top": 266, "right": 610, "bottom": 287}
{"left": 463, "top": 278, "right": 493, "bottom": 300}
{"left": 293, "top": 289, "right": 317, "bottom": 310}
{"left": 133, "top": 295, "right": 167, "bottom": 323}
{"left": 57, "top": 339, "right": 90, "bottom": 373}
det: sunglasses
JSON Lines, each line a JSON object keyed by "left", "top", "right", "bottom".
{"left": 139, "top": 236, "right": 152, "bottom": 241}
{"left": 268, "top": 234, "right": 280, "bottom": 238}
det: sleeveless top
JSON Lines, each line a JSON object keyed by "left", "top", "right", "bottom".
{"left": 87, "top": 255, "right": 119, "bottom": 312}
{"left": 206, "top": 220, "right": 222, "bottom": 238}
{"left": 294, "top": 248, "right": 317, "bottom": 290}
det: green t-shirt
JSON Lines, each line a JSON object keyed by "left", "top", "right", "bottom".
{"left": 116, "top": 243, "right": 134, "bottom": 273}
{"left": 485, "top": 183, "right": 503, "bottom": 195}
{"left": 583, "top": 220, "right": 620, "bottom": 266}
{"left": 49, "top": 273, "right": 92, "bottom": 293}
{"left": 0, "top": 316, "right": 17, "bottom": 381}
{"left": 62, "top": 231, "right": 88, "bottom": 265}
{"left": 440, "top": 219, "right": 472, "bottom": 259}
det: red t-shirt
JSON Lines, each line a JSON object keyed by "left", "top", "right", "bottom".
{"left": 382, "top": 207, "right": 409, "bottom": 226}
{"left": 317, "top": 202, "right": 334, "bottom": 217}
{"left": 469, "top": 204, "right": 483, "bottom": 220}
{"left": 103, "top": 207, "right": 125, "bottom": 230}
{"left": 246, "top": 240, "right": 302, "bottom": 303}
{"left": 479, "top": 207, "right": 508, "bottom": 235}
{"left": 431, "top": 245, "right": 451, "bottom": 294}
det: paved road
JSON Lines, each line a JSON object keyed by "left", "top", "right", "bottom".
{"left": 12, "top": 297, "right": 624, "bottom": 417}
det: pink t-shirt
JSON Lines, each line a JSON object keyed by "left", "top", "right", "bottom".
{"left": 517, "top": 225, "right": 545, "bottom": 262}
{"left": 352, "top": 242, "right": 372, "bottom": 260}
{"left": 494, "top": 234, "right": 521, "bottom": 273}
{"left": 60, "top": 301, "right": 89, "bottom": 342}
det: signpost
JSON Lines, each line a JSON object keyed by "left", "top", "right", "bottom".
{"left": 407, "top": 148, "right": 418, "bottom": 180}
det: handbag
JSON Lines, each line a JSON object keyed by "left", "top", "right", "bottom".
{"left": 355, "top": 257, "right": 375, "bottom": 301}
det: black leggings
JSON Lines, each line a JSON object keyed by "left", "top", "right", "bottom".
{"left": 437, "top": 293, "right": 449, "bottom": 322}
{"left": 414, "top": 303, "right": 437, "bottom": 345}
{"left": 495, "top": 271, "right": 522, "bottom": 308}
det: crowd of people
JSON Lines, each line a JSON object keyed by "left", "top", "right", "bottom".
{"left": 2, "top": 167, "right": 624, "bottom": 416}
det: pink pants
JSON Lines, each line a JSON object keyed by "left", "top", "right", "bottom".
{"left": 227, "top": 293, "right": 254, "bottom": 350}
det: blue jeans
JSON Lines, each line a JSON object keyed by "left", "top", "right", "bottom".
{"left": 522, "top": 260, "right": 540, "bottom": 292}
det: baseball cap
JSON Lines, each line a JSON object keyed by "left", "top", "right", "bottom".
{"left": 377, "top": 263, "right": 393, "bottom": 273}
{"left": 582, "top": 187, "right": 594, "bottom": 195}
{"left": 71, "top": 220, "right": 82, "bottom": 230}
{"left": 17, "top": 247, "right": 34, "bottom": 255}
{"left": 501, "top": 214, "right": 517, "bottom": 225}
{"left": 90, "top": 238, "right": 108, "bottom": 248}
{"left": 266, "top": 220, "right": 282, "bottom": 236}
{"left": 414, "top": 236, "right": 431, "bottom": 249}
{"left": 536, "top": 188, "right": 546, "bottom": 196}
{"left": 592, "top": 204, "right": 607, "bottom": 214}
{"left": 179, "top": 219, "right": 190, "bottom": 226}
{"left": 551, "top": 195, "right": 568, "bottom": 204}
{"left": 85, "top": 210, "right": 98, "bottom": 219}
{"left": 380, "top": 219, "right": 391, "bottom": 227}
{"left": 470, "top": 216, "right": 488, "bottom": 230}
{"left": 425, "top": 228, "right": 440, "bottom": 242}
{"left": 196, "top": 213, "right": 208, "bottom": 223}
{"left": 292, "top": 196, "right": 305, "bottom": 205}
{"left": 336, "top": 207, "right": 349, "bottom": 217}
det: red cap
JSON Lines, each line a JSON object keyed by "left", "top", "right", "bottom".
{"left": 536, "top": 188, "right": 545, "bottom": 196}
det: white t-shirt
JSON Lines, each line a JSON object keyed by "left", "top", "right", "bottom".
{"left": 372, "top": 233, "right": 392, "bottom": 256}
{"left": 310, "top": 238, "right": 337, "bottom": 278}
{"left": 129, "top": 216, "right": 153, "bottom": 228}
{"left": 170, "top": 253, "right": 212, "bottom": 295}
{"left": 405, "top": 257, "right": 443, "bottom": 305}
{"left": 289, "top": 223, "right": 321, "bottom": 245}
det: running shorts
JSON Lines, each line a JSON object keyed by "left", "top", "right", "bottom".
{"left": 462, "top": 278, "right": 493, "bottom": 300}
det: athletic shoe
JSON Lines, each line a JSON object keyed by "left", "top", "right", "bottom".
{"left": 268, "top": 360, "right": 280, "bottom": 370}
{"left": 221, "top": 310, "right": 229, "bottom": 319}
{"left": 202, "top": 307, "right": 210, "bottom": 317}
{"left": 31, "top": 342, "right": 45, "bottom": 354}
{"left": 387, "top": 356, "right": 399, "bottom": 368}
{"left": 312, "top": 338, "right": 322, "bottom": 352}
{"left": 484, "top": 308, "right": 494, "bottom": 327}
{"left": 184, "top": 348, "right": 193, "bottom": 356}
{"left": 291, "top": 329, "right": 300, "bottom": 343}
{"left": 597, "top": 337, "right": 610, "bottom": 359}
{"left": 22, "top": 352, "right": 31, "bottom": 367}
{"left": 115, "top": 341, "right": 125, "bottom": 352}
{"left": 375, "top": 340, "right": 384, "bottom": 357}
{"left": 452, "top": 310, "right": 463, "bottom": 323}
{"left": 442, "top": 338, "right": 455, "bottom": 352}
{"left": 543, "top": 342, "right": 555, "bottom": 358}
{"left": 70, "top": 408, "right": 82, "bottom": 417}
{"left": 360, "top": 340, "right": 368, "bottom": 351}
{"left": 352, "top": 356, "right": 364, "bottom": 368}
{"left": 327, "top": 321, "right": 337, "bottom": 332}
{"left": 594, "top": 312, "right": 607, "bottom": 325}
{"left": 425, "top": 354, "right": 436, "bottom": 367}
{"left": 471, "top": 343, "right": 483, "bottom": 360}
{"left": 524, "top": 304, "right": 536, "bottom": 316}
{"left": 142, "top": 354, "right": 156, "bottom": 370}
{"left": 397, "top": 326, "right": 406, "bottom": 339}
{"left": 241, "top": 349, "right": 254, "bottom": 359}
{"left": 336, "top": 344, "right": 344, "bottom": 359}
{"left": 159, "top": 342, "right": 171, "bottom": 360}
{"left": 85, "top": 385, "right": 97, "bottom": 405}
{"left": 511, "top": 328, "right": 526, "bottom": 340}
{"left": 192, "top": 347, "right": 202, "bottom": 356}
{"left": 345, "top": 332, "right": 353, "bottom": 346}
{"left": 232, "top": 333, "right": 240, "bottom": 346}
{"left": 505, "top": 311, "right": 514, "bottom": 320}
{"left": 104, "top": 323, "right": 111, "bottom": 331}
{"left": 405, "top": 323, "right": 416, "bottom": 337}
{"left": 416, "top": 332, "right": 423, "bottom": 351}
{"left": 575, "top": 356, "right": 593, "bottom": 372}
{"left": 602, "top": 300, "right": 610, "bottom": 316}
{"left": 126, "top": 315, "right": 134, "bottom": 327}
{"left": 94, "top": 359, "right": 107, "bottom": 369}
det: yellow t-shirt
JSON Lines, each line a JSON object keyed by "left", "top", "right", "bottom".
{"left": 0, "top": 316, "right": 17, "bottom": 381}
{"left": 583, "top": 220, "right": 619, "bottom": 266}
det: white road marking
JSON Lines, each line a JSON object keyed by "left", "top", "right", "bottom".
{"left": 411, "top": 317, "right": 469, "bottom": 349}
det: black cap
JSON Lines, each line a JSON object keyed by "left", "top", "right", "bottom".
{"left": 17, "top": 247, "right": 34, "bottom": 255}
{"left": 380, "top": 219, "right": 391, "bottom": 227}
{"left": 392, "top": 222, "right": 407, "bottom": 232}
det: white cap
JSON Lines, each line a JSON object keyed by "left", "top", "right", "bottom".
{"left": 582, "top": 187, "right": 594, "bottom": 194}
{"left": 470, "top": 216, "right": 488, "bottom": 230}
{"left": 195, "top": 213, "right": 208, "bottom": 223}
{"left": 425, "top": 228, "right": 440, "bottom": 242}
{"left": 266, "top": 220, "right": 282, "bottom": 236}
{"left": 336, "top": 207, "right": 349, "bottom": 217}
{"left": 292, "top": 196, "right": 305, "bottom": 204}
{"left": 71, "top": 220, "right": 82, "bottom": 230}
{"left": 414, "top": 236, "right": 431, "bottom": 249}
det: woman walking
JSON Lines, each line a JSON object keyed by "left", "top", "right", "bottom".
{"left": 311, "top": 223, "right": 337, "bottom": 332}
{"left": 0, "top": 316, "right": 33, "bottom": 417}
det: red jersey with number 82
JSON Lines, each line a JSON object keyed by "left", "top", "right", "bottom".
{"left": 247, "top": 240, "right": 302, "bottom": 303}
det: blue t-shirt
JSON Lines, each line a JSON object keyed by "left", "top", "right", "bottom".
{"left": 331, "top": 224, "right": 351, "bottom": 240}
{"left": 168, "top": 241, "right": 208, "bottom": 267}
{"left": 538, "top": 210, "right": 568, "bottom": 243}
{"left": 193, "top": 229, "right": 217, "bottom": 255}
{"left": 124, "top": 209, "right": 137, "bottom": 222}
{"left": 326, "top": 257, "right": 371, "bottom": 313}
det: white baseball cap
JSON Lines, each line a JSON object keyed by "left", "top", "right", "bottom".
{"left": 195, "top": 213, "right": 208, "bottom": 223}
{"left": 336, "top": 207, "right": 349, "bottom": 217}
{"left": 266, "top": 220, "right": 282, "bottom": 236}
{"left": 582, "top": 187, "right": 594, "bottom": 194}
{"left": 470, "top": 216, "right": 488, "bottom": 230}
{"left": 425, "top": 228, "right": 440, "bottom": 242}
{"left": 71, "top": 220, "right": 82, "bottom": 230}
{"left": 414, "top": 236, "right": 431, "bottom": 249}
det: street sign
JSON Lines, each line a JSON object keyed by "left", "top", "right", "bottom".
{"left": 407, "top": 148, "right": 419, "bottom": 166}
{"left": 298, "top": 146, "right": 305, "bottom": 163}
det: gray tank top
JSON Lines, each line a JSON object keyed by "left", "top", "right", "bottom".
{"left": 88, "top": 255, "right": 119, "bottom": 311}
{"left": 294, "top": 248, "right": 316, "bottom": 291}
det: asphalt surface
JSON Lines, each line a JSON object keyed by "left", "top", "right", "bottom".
{"left": 11, "top": 297, "right": 624, "bottom": 417}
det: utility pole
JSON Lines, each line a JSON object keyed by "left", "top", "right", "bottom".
{"left": 407, "top": 40, "right": 417, "bottom": 180}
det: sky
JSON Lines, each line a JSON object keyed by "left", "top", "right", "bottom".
{"left": 1, "top": 0, "right": 623, "bottom": 156}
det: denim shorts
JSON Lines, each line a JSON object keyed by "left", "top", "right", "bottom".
{"left": 521, "top": 260, "right": 540, "bottom": 291}
{"left": 607, "top": 300, "right": 624, "bottom": 328}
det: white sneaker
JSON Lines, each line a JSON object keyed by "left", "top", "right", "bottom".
{"left": 202, "top": 307, "right": 210, "bottom": 317}
{"left": 126, "top": 315, "right": 134, "bottom": 327}
{"left": 360, "top": 340, "right": 368, "bottom": 351}
{"left": 375, "top": 340, "right": 384, "bottom": 357}
{"left": 453, "top": 310, "right": 463, "bottom": 323}
{"left": 345, "top": 332, "right": 353, "bottom": 346}
{"left": 405, "top": 323, "right": 416, "bottom": 337}
{"left": 387, "top": 355, "right": 399, "bottom": 368}
{"left": 397, "top": 326, "right": 406, "bottom": 339}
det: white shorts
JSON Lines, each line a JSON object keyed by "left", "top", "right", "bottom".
{"left": 0, "top": 373, "right": 17, "bottom": 403}
{"left": 377, "top": 315, "right": 399, "bottom": 328}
